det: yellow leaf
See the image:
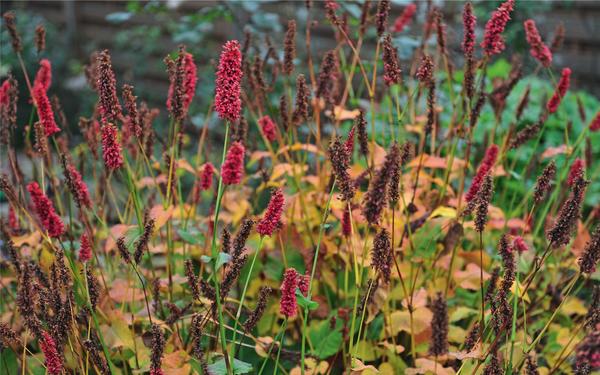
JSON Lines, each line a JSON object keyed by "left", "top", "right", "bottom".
{"left": 561, "top": 297, "right": 588, "bottom": 316}
{"left": 405, "top": 358, "right": 455, "bottom": 375}
{"left": 378, "top": 362, "right": 395, "bottom": 375}
{"left": 351, "top": 358, "right": 379, "bottom": 374}
{"left": 389, "top": 307, "right": 432, "bottom": 335}
{"left": 430, "top": 206, "right": 457, "bottom": 219}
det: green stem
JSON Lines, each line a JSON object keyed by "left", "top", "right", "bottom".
{"left": 300, "top": 180, "right": 336, "bottom": 375}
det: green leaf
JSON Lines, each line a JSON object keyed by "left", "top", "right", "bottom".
{"left": 296, "top": 290, "right": 319, "bottom": 310}
{"left": 200, "top": 252, "right": 231, "bottom": 271}
{"left": 207, "top": 357, "right": 253, "bottom": 375}
{"left": 177, "top": 228, "right": 204, "bottom": 245}
{"left": 308, "top": 320, "right": 343, "bottom": 359}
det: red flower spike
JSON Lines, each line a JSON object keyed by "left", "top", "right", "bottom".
{"left": 465, "top": 144, "right": 499, "bottom": 203}
{"left": 481, "top": 0, "right": 515, "bottom": 56}
{"left": 524, "top": 19, "right": 552, "bottom": 67}
{"left": 567, "top": 158, "right": 585, "bottom": 187}
{"left": 101, "top": 123, "right": 124, "bottom": 171}
{"left": 257, "top": 188, "right": 285, "bottom": 237}
{"left": 33, "top": 83, "right": 60, "bottom": 136}
{"left": 280, "top": 268, "right": 299, "bottom": 318}
{"left": 221, "top": 141, "right": 245, "bottom": 185}
{"left": 199, "top": 162, "right": 215, "bottom": 191}
{"left": 80, "top": 233, "right": 93, "bottom": 263}
{"left": 258, "top": 115, "right": 278, "bottom": 142}
{"left": 215, "top": 40, "right": 243, "bottom": 122}
{"left": 27, "top": 182, "right": 64, "bottom": 238}
{"left": 393, "top": 3, "right": 416, "bottom": 33}
{"left": 547, "top": 67, "right": 571, "bottom": 114}
{"left": 33, "top": 59, "right": 52, "bottom": 92}
{"left": 40, "top": 331, "right": 63, "bottom": 375}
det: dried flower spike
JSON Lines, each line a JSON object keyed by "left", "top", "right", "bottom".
{"left": 429, "top": 292, "right": 449, "bottom": 356}
{"left": 578, "top": 225, "right": 600, "bottom": 274}
{"left": 376, "top": 0, "right": 391, "bottom": 37}
{"left": 283, "top": 20, "right": 296, "bottom": 75}
{"left": 371, "top": 228, "right": 392, "bottom": 283}
{"left": 363, "top": 143, "right": 400, "bottom": 224}
{"left": 533, "top": 161, "right": 556, "bottom": 203}
{"left": 546, "top": 176, "right": 588, "bottom": 248}
{"left": 35, "top": 24, "right": 46, "bottom": 53}
{"left": 329, "top": 136, "right": 355, "bottom": 202}
{"left": 3, "top": 12, "right": 22, "bottom": 53}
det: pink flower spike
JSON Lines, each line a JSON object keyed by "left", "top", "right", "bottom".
{"left": 221, "top": 141, "right": 245, "bottom": 185}
{"left": 33, "top": 59, "right": 52, "bottom": 92}
{"left": 80, "top": 233, "right": 93, "bottom": 263}
{"left": 393, "top": 3, "right": 417, "bottom": 33}
{"left": 199, "top": 162, "right": 215, "bottom": 191}
{"left": 258, "top": 115, "right": 278, "bottom": 142}
{"left": 547, "top": 67, "right": 571, "bottom": 114}
{"left": 280, "top": 268, "right": 299, "bottom": 318}
{"left": 513, "top": 236, "right": 529, "bottom": 253}
{"left": 40, "top": 331, "right": 63, "bottom": 375}
{"left": 33, "top": 83, "right": 60, "bottom": 136}
{"left": 524, "top": 19, "right": 552, "bottom": 67}
{"left": 101, "top": 123, "right": 124, "bottom": 171}
{"left": 481, "top": 0, "right": 515, "bottom": 56}
{"left": 215, "top": 40, "right": 243, "bottom": 122}
{"left": 257, "top": 188, "right": 285, "bottom": 237}
{"left": 567, "top": 158, "right": 585, "bottom": 186}
{"left": 465, "top": 144, "right": 499, "bottom": 203}
{"left": 27, "top": 182, "right": 64, "bottom": 238}
{"left": 590, "top": 111, "right": 600, "bottom": 132}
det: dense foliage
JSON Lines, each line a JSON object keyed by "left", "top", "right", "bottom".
{"left": 1, "top": 1, "right": 599, "bottom": 375}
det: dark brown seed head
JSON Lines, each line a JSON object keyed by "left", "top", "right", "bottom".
{"left": 329, "top": 136, "right": 355, "bottom": 202}
{"left": 376, "top": 0, "right": 391, "bottom": 37}
{"left": 533, "top": 161, "right": 556, "bottom": 203}
{"left": 220, "top": 254, "right": 248, "bottom": 300}
{"left": 280, "top": 95, "right": 290, "bottom": 132}
{"left": 34, "top": 24, "right": 46, "bottom": 53}
{"left": 547, "top": 177, "right": 589, "bottom": 248}
{"left": 134, "top": 216, "right": 155, "bottom": 264}
{"left": 525, "top": 354, "right": 539, "bottom": 375}
{"left": 122, "top": 84, "right": 140, "bottom": 138}
{"left": 463, "top": 322, "right": 480, "bottom": 352}
{"left": 244, "top": 286, "right": 272, "bottom": 332}
{"left": 578, "top": 225, "right": 600, "bottom": 274}
{"left": 150, "top": 323, "right": 165, "bottom": 373}
{"left": 292, "top": 74, "right": 310, "bottom": 125}
{"left": 483, "top": 350, "right": 503, "bottom": 375}
{"left": 429, "top": 292, "right": 449, "bottom": 356}
{"left": 371, "top": 228, "right": 392, "bottom": 283}
{"left": 363, "top": 143, "right": 400, "bottom": 224}
{"left": 584, "top": 285, "right": 600, "bottom": 330}
{"left": 356, "top": 110, "right": 369, "bottom": 158}
{"left": 116, "top": 236, "right": 131, "bottom": 264}
{"left": 3, "top": 12, "right": 22, "bottom": 52}
{"left": 382, "top": 34, "right": 401, "bottom": 86}
{"left": 283, "top": 20, "right": 296, "bottom": 75}
{"left": 510, "top": 121, "right": 541, "bottom": 150}
{"left": 498, "top": 234, "right": 515, "bottom": 294}
{"left": 96, "top": 50, "right": 122, "bottom": 123}
{"left": 485, "top": 267, "right": 500, "bottom": 303}
{"left": 83, "top": 339, "right": 110, "bottom": 375}
{"left": 232, "top": 218, "right": 255, "bottom": 260}
{"left": 185, "top": 260, "right": 200, "bottom": 300}
{"left": 316, "top": 51, "right": 338, "bottom": 103}
{"left": 469, "top": 93, "right": 487, "bottom": 129}
{"left": 0, "top": 321, "right": 19, "bottom": 350}
{"left": 474, "top": 173, "right": 494, "bottom": 233}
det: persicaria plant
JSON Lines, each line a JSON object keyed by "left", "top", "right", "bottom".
{"left": 1, "top": 2, "right": 599, "bottom": 375}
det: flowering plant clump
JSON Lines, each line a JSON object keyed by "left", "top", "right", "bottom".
{"left": 1, "top": 3, "right": 599, "bottom": 375}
